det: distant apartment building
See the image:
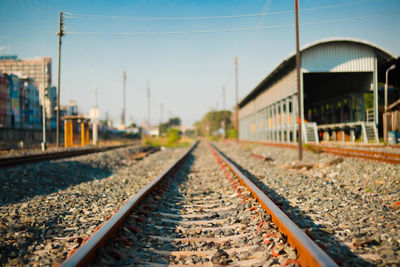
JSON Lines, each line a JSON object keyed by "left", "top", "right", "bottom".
{"left": 21, "top": 77, "right": 41, "bottom": 128}
{"left": 0, "top": 55, "right": 51, "bottom": 97}
{"left": 7, "top": 73, "right": 22, "bottom": 127}
{"left": 0, "top": 55, "right": 53, "bottom": 118}
{"left": 0, "top": 72, "right": 9, "bottom": 127}
{"left": 0, "top": 71, "right": 41, "bottom": 128}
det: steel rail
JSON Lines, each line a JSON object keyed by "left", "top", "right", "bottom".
{"left": 318, "top": 146, "right": 400, "bottom": 164}
{"left": 237, "top": 140, "right": 400, "bottom": 164}
{"left": 61, "top": 141, "right": 198, "bottom": 267}
{"left": 209, "top": 143, "right": 338, "bottom": 267}
{"left": 0, "top": 144, "right": 135, "bottom": 169}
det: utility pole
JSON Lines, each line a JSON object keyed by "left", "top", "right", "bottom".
{"left": 92, "top": 86, "right": 99, "bottom": 145}
{"left": 56, "top": 11, "right": 64, "bottom": 147}
{"left": 121, "top": 71, "right": 126, "bottom": 127}
{"left": 295, "top": 0, "right": 303, "bottom": 160}
{"left": 235, "top": 56, "right": 239, "bottom": 141}
{"left": 94, "top": 86, "right": 98, "bottom": 108}
{"left": 41, "top": 58, "right": 47, "bottom": 151}
{"left": 222, "top": 85, "right": 226, "bottom": 138}
{"left": 147, "top": 81, "right": 150, "bottom": 128}
{"left": 222, "top": 85, "right": 226, "bottom": 111}
{"left": 160, "top": 103, "right": 164, "bottom": 124}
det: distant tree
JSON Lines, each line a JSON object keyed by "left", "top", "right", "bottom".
{"left": 127, "top": 122, "right": 137, "bottom": 128}
{"left": 167, "top": 128, "right": 181, "bottom": 145}
{"left": 159, "top": 117, "right": 181, "bottom": 135}
{"left": 195, "top": 110, "right": 233, "bottom": 137}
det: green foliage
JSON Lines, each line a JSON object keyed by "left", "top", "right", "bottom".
{"left": 364, "top": 92, "right": 374, "bottom": 110}
{"left": 195, "top": 110, "right": 234, "bottom": 137}
{"left": 167, "top": 128, "right": 181, "bottom": 145}
{"left": 145, "top": 137, "right": 161, "bottom": 147}
{"left": 226, "top": 129, "right": 237, "bottom": 139}
{"left": 159, "top": 117, "right": 181, "bottom": 135}
{"left": 207, "top": 136, "right": 220, "bottom": 141}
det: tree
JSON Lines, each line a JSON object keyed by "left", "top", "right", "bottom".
{"left": 195, "top": 110, "right": 234, "bottom": 137}
{"left": 159, "top": 117, "right": 181, "bottom": 135}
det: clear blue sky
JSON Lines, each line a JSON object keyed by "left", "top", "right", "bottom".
{"left": 1, "top": 0, "right": 399, "bottom": 126}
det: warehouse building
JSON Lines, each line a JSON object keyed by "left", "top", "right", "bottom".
{"left": 238, "top": 38, "right": 397, "bottom": 144}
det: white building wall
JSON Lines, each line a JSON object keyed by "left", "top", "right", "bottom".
{"left": 239, "top": 69, "right": 296, "bottom": 120}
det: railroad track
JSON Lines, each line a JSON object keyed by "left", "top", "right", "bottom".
{"left": 0, "top": 144, "right": 143, "bottom": 169}
{"left": 61, "top": 142, "right": 337, "bottom": 266}
{"left": 239, "top": 140, "right": 400, "bottom": 164}
{"left": 317, "top": 145, "right": 400, "bottom": 164}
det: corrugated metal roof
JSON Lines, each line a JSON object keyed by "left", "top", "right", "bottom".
{"left": 239, "top": 38, "right": 396, "bottom": 108}
{"left": 302, "top": 42, "right": 375, "bottom": 72}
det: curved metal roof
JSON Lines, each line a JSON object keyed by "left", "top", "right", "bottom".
{"left": 239, "top": 38, "right": 396, "bottom": 108}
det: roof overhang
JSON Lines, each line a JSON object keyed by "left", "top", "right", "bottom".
{"left": 239, "top": 38, "right": 396, "bottom": 108}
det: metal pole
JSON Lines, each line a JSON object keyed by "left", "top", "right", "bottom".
{"left": 295, "top": 0, "right": 302, "bottom": 160}
{"left": 384, "top": 64, "right": 396, "bottom": 143}
{"left": 223, "top": 84, "right": 226, "bottom": 138}
{"left": 222, "top": 85, "right": 226, "bottom": 110}
{"left": 93, "top": 86, "right": 98, "bottom": 145}
{"left": 384, "top": 73, "right": 388, "bottom": 143}
{"left": 160, "top": 103, "right": 163, "bottom": 124}
{"left": 122, "top": 71, "right": 126, "bottom": 127}
{"left": 147, "top": 81, "right": 150, "bottom": 128}
{"left": 235, "top": 56, "right": 239, "bottom": 141}
{"left": 56, "top": 11, "right": 64, "bottom": 147}
{"left": 41, "top": 59, "right": 47, "bottom": 151}
{"left": 94, "top": 86, "right": 98, "bottom": 108}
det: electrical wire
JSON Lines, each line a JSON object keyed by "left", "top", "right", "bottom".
{"left": 64, "top": 1, "right": 370, "bottom": 21}
{"left": 64, "top": 11, "right": 400, "bottom": 36}
{"left": 65, "top": 24, "right": 290, "bottom": 36}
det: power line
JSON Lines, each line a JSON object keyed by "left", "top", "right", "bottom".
{"left": 65, "top": 24, "right": 289, "bottom": 36}
{"left": 65, "top": 10, "right": 291, "bottom": 21}
{"left": 301, "top": 12, "right": 400, "bottom": 26}
{"left": 64, "top": 0, "right": 370, "bottom": 21}
{"left": 65, "top": 11, "right": 400, "bottom": 36}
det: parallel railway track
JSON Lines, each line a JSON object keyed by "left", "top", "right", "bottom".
{"left": 241, "top": 141, "right": 400, "bottom": 164}
{"left": 317, "top": 145, "right": 400, "bottom": 164}
{"left": 0, "top": 144, "right": 143, "bottom": 169}
{"left": 61, "top": 142, "right": 337, "bottom": 266}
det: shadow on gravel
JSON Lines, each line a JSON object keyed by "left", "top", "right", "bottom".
{"left": 0, "top": 159, "right": 116, "bottom": 206}
{"left": 216, "top": 150, "right": 372, "bottom": 267}
{"left": 0, "top": 210, "right": 70, "bottom": 265}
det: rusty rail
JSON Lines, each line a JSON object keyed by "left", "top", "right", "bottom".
{"left": 209, "top": 143, "right": 338, "bottom": 267}
{"left": 318, "top": 146, "right": 400, "bottom": 164}
{"left": 0, "top": 144, "right": 138, "bottom": 169}
{"left": 237, "top": 140, "right": 400, "bottom": 164}
{"left": 61, "top": 142, "right": 198, "bottom": 267}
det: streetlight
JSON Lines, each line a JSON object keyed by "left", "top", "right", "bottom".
{"left": 384, "top": 64, "right": 396, "bottom": 143}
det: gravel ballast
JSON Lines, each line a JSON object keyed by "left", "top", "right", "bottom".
{"left": 94, "top": 142, "right": 296, "bottom": 266}
{"left": 215, "top": 141, "right": 400, "bottom": 266}
{"left": 0, "top": 145, "right": 187, "bottom": 266}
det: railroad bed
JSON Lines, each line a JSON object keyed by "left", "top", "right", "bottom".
{"left": 94, "top": 143, "right": 295, "bottom": 266}
{"left": 216, "top": 141, "right": 400, "bottom": 266}
{"left": 0, "top": 145, "right": 187, "bottom": 266}
{"left": 63, "top": 142, "right": 335, "bottom": 266}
